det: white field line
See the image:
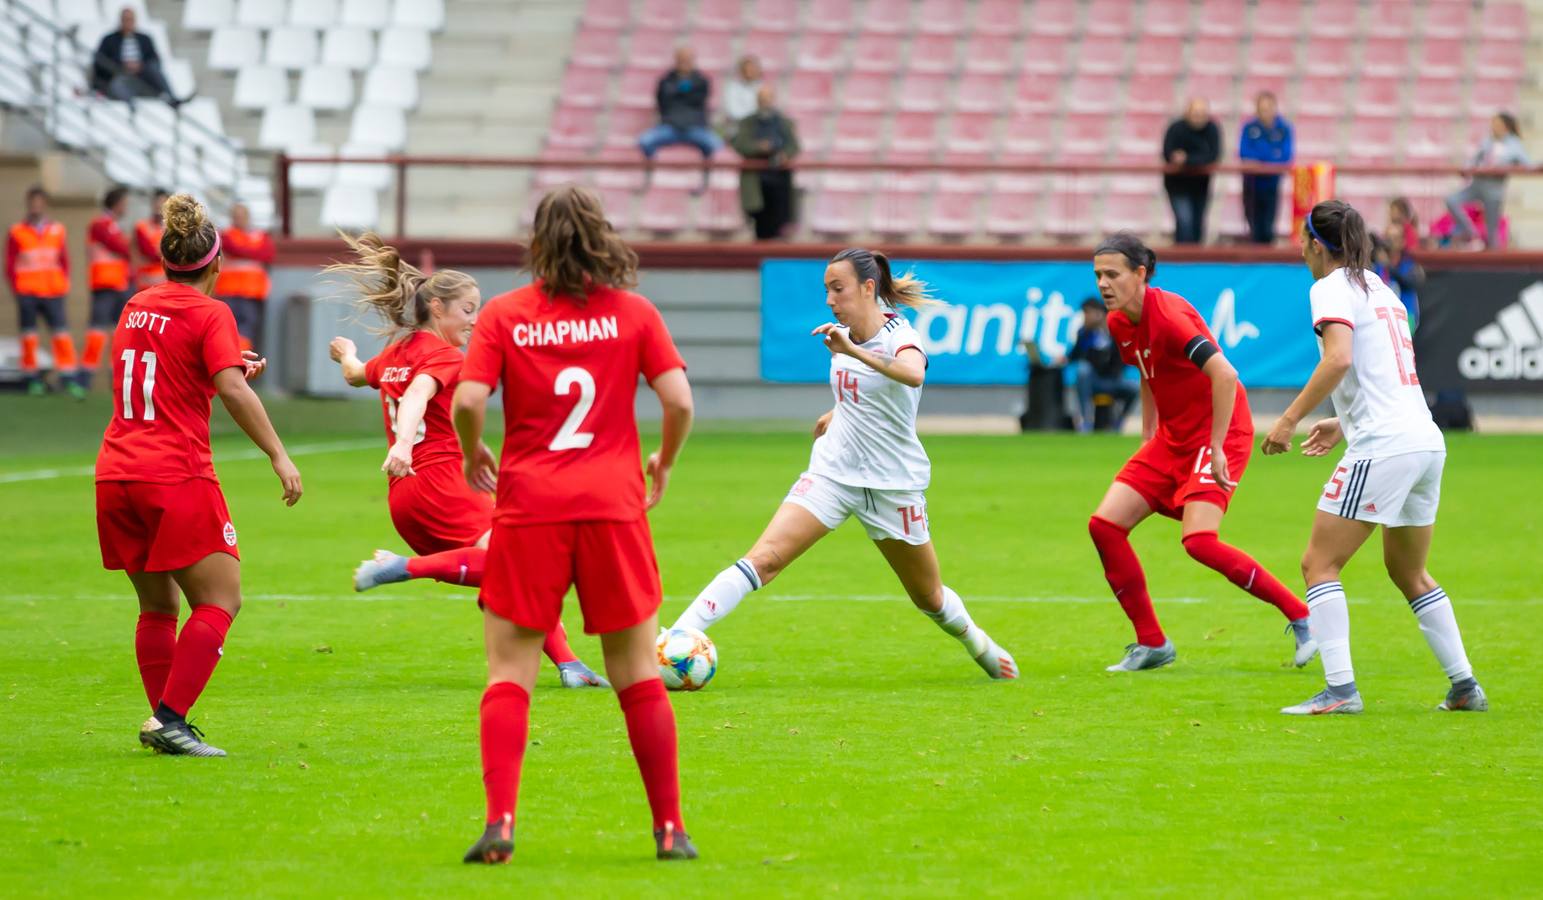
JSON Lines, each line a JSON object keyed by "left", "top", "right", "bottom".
{"left": 0, "top": 439, "right": 380, "bottom": 485}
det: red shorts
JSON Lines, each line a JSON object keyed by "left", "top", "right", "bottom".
{"left": 387, "top": 462, "right": 494, "bottom": 555}
{"left": 96, "top": 478, "right": 240, "bottom": 574}
{"left": 1114, "top": 430, "right": 1254, "bottom": 520}
{"left": 480, "top": 517, "right": 662, "bottom": 635}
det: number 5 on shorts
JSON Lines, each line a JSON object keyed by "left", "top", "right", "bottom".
{"left": 1324, "top": 465, "right": 1349, "bottom": 500}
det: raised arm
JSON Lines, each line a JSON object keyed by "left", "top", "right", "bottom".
{"left": 213, "top": 367, "right": 302, "bottom": 505}
{"left": 645, "top": 367, "right": 694, "bottom": 509}
{"left": 328, "top": 336, "right": 369, "bottom": 387}
{"left": 381, "top": 373, "right": 439, "bottom": 477}
{"left": 813, "top": 323, "right": 926, "bottom": 387}
{"left": 1263, "top": 323, "right": 1352, "bottom": 455}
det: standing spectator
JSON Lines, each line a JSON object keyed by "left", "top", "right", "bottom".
{"left": 1387, "top": 196, "right": 1421, "bottom": 251}
{"left": 638, "top": 47, "right": 722, "bottom": 193}
{"left": 1063, "top": 298, "right": 1137, "bottom": 432}
{"left": 134, "top": 188, "right": 170, "bottom": 290}
{"left": 1162, "top": 98, "right": 1222, "bottom": 244}
{"left": 82, "top": 185, "right": 134, "bottom": 389}
{"left": 213, "top": 203, "right": 275, "bottom": 353}
{"left": 1379, "top": 224, "right": 1425, "bottom": 331}
{"left": 1444, "top": 112, "right": 1530, "bottom": 250}
{"left": 6, "top": 186, "right": 81, "bottom": 398}
{"left": 719, "top": 55, "right": 762, "bottom": 135}
{"left": 91, "top": 7, "right": 183, "bottom": 106}
{"left": 1237, "top": 90, "right": 1293, "bottom": 245}
{"left": 731, "top": 87, "right": 800, "bottom": 241}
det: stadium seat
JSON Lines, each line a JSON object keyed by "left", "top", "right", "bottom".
{"left": 1355, "top": 77, "right": 1401, "bottom": 116}
{"left": 258, "top": 103, "right": 316, "bottom": 149}
{"left": 795, "top": 32, "right": 846, "bottom": 72}
{"left": 956, "top": 73, "right": 1007, "bottom": 113}
{"left": 1076, "top": 36, "right": 1129, "bottom": 76}
{"left": 339, "top": 0, "right": 390, "bottom": 29}
{"left": 1245, "top": 36, "right": 1298, "bottom": 78}
{"left": 133, "top": 99, "right": 178, "bottom": 142}
{"left": 56, "top": 0, "right": 103, "bottom": 30}
{"left": 741, "top": 31, "right": 793, "bottom": 73}
{"left": 393, "top": 0, "right": 446, "bottom": 31}
{"left": 695, "top": 188, "right": 744, "bottom": 236}
{"left": 1470, "top": 78, "right": 1521, "bottom": 113}
{"left": 974, "top": 0, "right": 1027, "bottom": 34}
{"left": 599, "top": 107, "right": 655, "bottom": 156}
{"left": 1020, "top": 34, "right": 1069, "bottom": 75}
{"left": 615, "top": 66, "right": 662, "bottom": 110}
{"left": 335, "top": 144, "right": 393, "bottom": 189}
{"left": 804, "top": 0, "right": 857, "bottom": 33}
{"left": 1409, "top": 79, "right": 1462, "bottom": 117}
{"left": 1100, "top": 189, "right": 1157, "bottom": 236}
{"left": 886, "top": 111, "right": 938, "bottom": 163}
{"left": 1478, "top": 2, "right": 1528, "bottom": 41}
{"left": 862, "top": 0, "right": 915, "bottom": 34}
{"left": 1295, "top": 76, "right": 1344, "bottom": 117}
{"left": 827, "top": 112, "right": 886, "bottom": 161}
{"left": 908, "top": 34, "right": 959, "bottom": 74}
{"left": 237, "top": 0, "right": 287, "bottom": 28}
{"left": 105, "top": 147, "right": 153, "bottom": 188}
{"left": 1196, "top": 0, "right": 1245, "bottom": 37}
{"left": 1125, "top": 77, "right": 1177, "bottom": 113}
{"left": 840, "top": 73, "right": 893, "bottom": 113}
{"left": 348, "top": 104, "right": 407, "bottom": 150}
{"left": 1058, "top": 113, "right": 1113, "bottom": 162}
{"left": 1184, "top": 73, "right": 1238, "bottom": 117}
{"left": 999, "top": 113, "right": 1054, "bottom": 161}
{"left": 208, "top": 27, "right": 262, "bottom": 71}
{"left": 1367, "top": 0, "right": 1415, "bottom": 39}
{"left": 1139, "top": 0, "right": 1192, "bottom": 37}
{"left": 580, "top": 0, "right": 628, "bottom": 29}
{"left": 557, "top": 64, "right": 608, "bottom": 108}
{"left": 1404, "top": 117, "right": 1457, "bottom": 164}
{"left": 163, "top": 58, "right": 196, "bottom": 98}
{"left": 1291, "top": 115, "right": 1340, "bottom": 160}
{"left": 289, "top": 0, "right": 341, "bottom": 29}
{"left": 287, "top": 141, "right": 336, "bottom": 190}
{"left": 1187, "top": 36, "right": 1241, "bottom": 75}
{"left": 896, "top": 73, "right": 949, "bottom": 113}
{"left": 916, "top": 0, "right": 968, "bottom": 35}
{"left": 1473, "top": 41, "right": 1526, "bottom": 81}
{"left": 546, "top": 106, "right": 600, "bottom": 151}
{"left": 869, "top": 173, "right": 929, "bottom": 237}
{"left": 942, "top": 112, "right": 997, "bottom": 164}
{"left": 808, "top": 176, "right": 868, "bottom": 238}
{"left": 1422, "top": 0, "right": 1472, "bottom": 39}
{"left": 1084, "top": 0, "right": 1137, "bottom": 37}
{"left": 233, "top": 64, "right": 288, "bottom": 110}
{"left": 689, "top": 28, "right": 735, "bottom": 70}
{"left": 929, "top": 176, "right": 983, "bottom": 238}
{"left": 1043, "top": 188, "right": 1098, "bottom": 239}
{"left": 321, "top": 27, "right": 375, "bottom": 68}
{"left": 851, "top": 33, "right": 901, "bottom": 73}
{"left": 1250, "top": 0, "right": 1304, "bottom": 38}
{"left": 378, "top": 28, "right": 431, "bottom": 70}
{"left": 1418, "top": 38, "right": 1465, "bottom": 79}
{"left": 635, "top": 0, "right": 688, "bottom": 29}
{"left": 782, "top": 71, "right": 836, "bottom": 116}
{"left": 628, "top": 28, "right": 681, "bottom": 71}
{"left": 636, "top": 187, "right": 693, "bottom": 233}
{"left": 1131, "top": 36, "right": 1184, "bottom": 76}
{"left": 1027, "top": 0, "right": 1080, "bottom": 36}
{"left": 320, "top": 184, "right": 380, "bottom": 229}
{"left": 1358, "top": 37, "right": 1406, "bottom": 78}
{"left": 984, "top": 178, "right": 1045, "bottom": 239}
{"left": 1304, "top": 36, "right": 1353, "bottom": 78}
{"left": 298, "top": 66, "right": 354, "bottom": 110}
{"left": 1114, "top": 113, "right": 1165, "bottom": 163}
{"left": 692, "top": 0, "right": 740, "bottom": 30}
{"left": 183, "top": 0, "right": 234, "bottom": 32}
{"left": 960, "top": 33, "right": 1016, "bottom": 75}
{"left": 571, "top": 27, "right": 622, "bottom": 67}
{"left": 266, "top": 27, "right": 320, "bottom": 70}
{"left": 747, "top": 0, "right": 799, "bottom": 32}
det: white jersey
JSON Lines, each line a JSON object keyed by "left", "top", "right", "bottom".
{"left": 1308, "top": 268, "right": 1445, "bottom": 458}
{"left": 807, "top": 314, "right": 931, "bottom": 491}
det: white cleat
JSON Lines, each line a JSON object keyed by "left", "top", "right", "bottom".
{"left": 1281, "top": 688, "right": 1364, "bottom": 716}
{"left": 353, "top": 549, "right": 409, "bottom": 592}
{"left": 973, "top": 640, "right": 1019, "bottom": 680}
{"left": 1106, "top": 641, "right": 1176, "bottom": 672}
{"left": 1289, "top": 619, "right": 1318, "bottom": 668}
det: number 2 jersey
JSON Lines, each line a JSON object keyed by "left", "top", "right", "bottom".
{"left": 364, "top": 329, "right": 466, "bottom": 481}
{"left": 1308, "top": 267, "right": 1443, "bottom": 458}
{"left": 96, "top": 282, "right": 246, "bottom": 484}
{"left": 808, "top": 313, "right": 931, "bottom": 491}
{"left": 460, "top": 282, "right": 685, "bottom": 525}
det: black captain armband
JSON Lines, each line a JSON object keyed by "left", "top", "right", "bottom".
{"left": 1183, "top": 335, "right": 1219, "bottom": 370}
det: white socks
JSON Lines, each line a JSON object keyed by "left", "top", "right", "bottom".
{"left": 1408, "top": 586, "right": 1473, "bottom": 683}
{"left": 1306, "top": 581, "right": 1355, "bottom": 688}
{"left": 925, "top": 586, "right": 989, "bottom": 658}
{"left": 673, "top": 559, "right": 761, "bottom": 632}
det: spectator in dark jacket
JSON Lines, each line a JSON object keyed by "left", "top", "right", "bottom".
{"left": 1162, "top": 98, "right": 1221, "bottom": 244}
{"left": 731, "top": 87, "right": 800, "bottom": 240}
{"left": 1063, "top": 298, "right": 1137, "bottom": 432}
{"left": 638, "top": 47, "right": 722, "bottom": 191}
{"left": 1237, "top": 90, "right": 1293, "bottom": 245}
{"left": 92, "top": 7, "right": 180, "bottom": 105}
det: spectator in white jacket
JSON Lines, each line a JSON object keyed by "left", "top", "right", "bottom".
{"left": 719, "top": 55, "right": 762, "bottom": 133}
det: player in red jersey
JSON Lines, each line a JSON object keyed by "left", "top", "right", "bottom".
{"left": 1086, "top": 233, "right": 1314, "bottom": 672}
{"left": 324, "top": 234, "right": 605, "bottom": 689}
{"left": 452, "top": 185, "right": 696, "bottom": 864}
{"left": 96, "top": 194, "right": 303, "bottom": 757}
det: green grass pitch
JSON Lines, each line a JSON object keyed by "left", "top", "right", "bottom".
{"left": 1, "top": 396, "right": 1540, "bottom": 897}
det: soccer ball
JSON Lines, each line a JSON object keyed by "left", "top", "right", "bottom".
{"left": 656, "top": 627, "right": 717, "bottom": 691}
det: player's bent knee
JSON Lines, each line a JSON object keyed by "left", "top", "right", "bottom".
{"left": 1387, "top": 566, "right": 1436, "bottom": 599}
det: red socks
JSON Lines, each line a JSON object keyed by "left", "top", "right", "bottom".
{"left": 480, "top": 681, "right": 531, "bottom": 826}
{"left": 406, "top": 546, "right": 485, "bottom": 586}
{"left": 618, "top": 679, "right": 684, "bottom": 832}
{"left": 83, "top": 330, "right": 108, "bottom": 370}
{"left": 159, "top": 604, "right": 233, "bottom": 717}
{"left": 20, "top": 334, "right": 38, "bottom": 372}
{"left": 1089, "top": 516, "right": 1166, "bottom": 647}
{"left": 1182, "top": 531, "right": 1310, "bottom": 620}
{"left": 135, "top": 611, "right": 178, "bottom": 710}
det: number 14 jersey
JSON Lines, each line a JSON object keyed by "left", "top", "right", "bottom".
{"left": 1308, "top": 268, "right": 1443, "bottom": 458}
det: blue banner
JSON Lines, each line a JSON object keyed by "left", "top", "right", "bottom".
{"left": 760, "top": 259, "right": 1320, "bottom": 387}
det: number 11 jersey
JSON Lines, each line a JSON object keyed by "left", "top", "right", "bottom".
{"left": 460, "top": 282, "right": 685, "bottom": 525}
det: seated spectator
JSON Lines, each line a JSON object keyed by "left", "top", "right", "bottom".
{"left": 639, "top": 47, "right": 722, "bottom": 191}
{"left": 1444, "top": 112, "right": 1530, "bottom": 250}
{"left": 92, "top": 7, "right": 183, "bottom": 106}
{"left": 731, "top": 87, "right": 800, "bottom": 241}
{"left": 1237, "top": 90, "right": 1293, "bottom": 245}
{"left": 719, "top": 55, "right": 762, "bottom": 135}
{"left": 1062, "top": 298, "right": 1137, "bottom": 433}
{"left": 1162, "top": 98, "right": 1221, "bottom": 244}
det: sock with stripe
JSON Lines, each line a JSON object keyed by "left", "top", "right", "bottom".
{"left": 1089, "top": 516, "right": 1166, "bottom": 647}
{"left": 82, "top": 329, "right": 108, "bottom": 370}
{"left": 134, "top": 611, "right": 178, "bottom": 710}
{"left": 20, "top": 333, "right": 39, "bottom": 373}
{"left": 673, "top": 559, "right": 760, "bottom": 632}
{"left": 158, "top": 604, "right": 234, "bottom": 718}
{"left": 1407, "top": 585, "right": 1474, "bottom": 683}
{"left": 1182, "top": 532, "right": 1310, "bottom": 620}
{"left": 51, "top": 333, "right": 78, "bottom": 374}
{"left": 924, "top": 585, "right": 989, "bottom": 657}
{"left": 406, "top": 546, "right": 485, "bottom": 586}
{"left": 618, "top": 678, "right": 684, "bottom": 832}
{"left": 1306, "top": 581, "right": 1356, "bottom": 696}
{"left": 480, "top": 681, "right": 530, "bottom": 826}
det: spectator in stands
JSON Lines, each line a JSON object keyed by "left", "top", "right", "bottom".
{"left": 6, "top": 186, "right": 82, "bottom": 398}
{"left": 1162, "top": 98, "right": 1221, "bottom": 244}
{"left": 1378, "top": 224, "right": 1425, "bottom": 331}
{"left": 91, "top": 7, "right": 183, "bottom": 107}
{"left": 639, "top": 47, "right": 722, "bottom": 192}
{"left": 214, "top": 203, "right": 275, "bottom": 353}
{"left": 82, "top": 184, "right": 134, "bottom": 389}
{"left": 731, "top": 87, "right": 800, "bottom": 241}
{"left": 1444, "top": 112, "right": 1531, "bottom": 250}
{"left": 1387, "top": 196, "right": 1421, "bottom": 251}
{"left": 1237, "top": 90, "right": 1293, "bottom": 245}
{"left": 719, "top": 55, "right": 762, "bottom": 135}
{"left": 1062, "top": 298, "right": 1136, "bottom": 433}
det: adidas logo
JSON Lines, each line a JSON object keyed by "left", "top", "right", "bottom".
{"left": 1460, "top": 282, "right": 1543, "bottom": 381}
{"left": 1364, "top": 502, "right": 1378, "bottom": 513}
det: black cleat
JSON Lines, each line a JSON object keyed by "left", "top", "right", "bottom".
{"left": 654, "top": 821, "right": 697, "bottom": 860}
{"left": 139, "top": 716, "right": 227, "bottom": 757}
{"left": 463, "top": 814, "right": 514, "bottom": 864}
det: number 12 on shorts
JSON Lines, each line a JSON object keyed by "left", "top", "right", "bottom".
{"left": 897, "top": 504, "right": 926, "bottom": 536}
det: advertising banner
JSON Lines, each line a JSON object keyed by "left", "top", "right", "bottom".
{"left": 1415, "top": 271, "right": 1543, "bottom": 393}
{"left": 760, "top": 259, "right": 1321, "bottom": 388}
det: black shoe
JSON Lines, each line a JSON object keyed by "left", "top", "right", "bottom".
{"left": 139, "top": 715, "right": 227, "bottom": 757}
{"left": 462, "top": 814, "right": 514, "bottom": 864}
{"left": 654, "top": 821, "right": 697, "bottom": 860}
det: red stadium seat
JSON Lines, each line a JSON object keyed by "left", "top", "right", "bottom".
{"left": 1139, "top": 0, "right": 1193, "bottom": 37}
{"left": 1359, "top": 38, "right": 1408, "bottom": 78}
{"left": 1084, "top": 0, "right": 1138, "bottom": 37}
{"left": 637, "top": 0, "right": 689, "bottom": 29}
{"left": 1114, "top": 113, "right": 1166, "bottom": 163}
{"left": 594, "top": 187, "right": 637, "bottom": 230}
{"left": 628, "top": 28, "right": 679, "bottom": 70}
{"left": 1100, "top": 189, "right": 1157, "bottom": 236}
{"left": 840, "top": 73, "right": 893, "bottom": 112}
{"left": 1304, "top": 0, "right": 1352, "bottom": 38}
{"left": 1044, "top": 188, "right": 1098, "bottom": 239}
{"left": 615, "top": 67, "right": 660, "bottom": 110}
{"left": 956, "top": 73, "right": 1008, "bottom": 113}
{"left": 1250, "top": 0, "right": 1304, "bottom": 38}
{"left": 1065, "top": 75, "right": 1123, "bottom": 115}
{"left": 795, "top": 32, "right": 847, "bottom": 72}
{"left": 1404, "top": 117, "right": 1459, "bottom": 164}
{"left": 1344, "top": 127, "right": 1396, "bottom": 166}
{"left": 1058, "top": 113, "right": 1113, "bottom": 162}
{"left": 863, "top": 0, "right": 915, "bottom": 34}
{"left": 1076, "top": 36, "right": 1130, "bottom": 76}
{"left": 1303, "top": 36, "right": 1353, "bottom": 78}
{"left": 1021, "top": 34, "right": 1070, "bottom": 74}
{"left": 1478, "top": 1, "right": 1529, "bottom": 41}
{"left": 1355, "top": 77, "right": 1402, "bottom": 116}
{"left": 916, "top": 0, "right": 969, "bottom": 35}
{"left": 690, "top": 29, "right": 737, "bottom": 70}
{"left": 1187, "top": 36, "right": 1241, "bottom": 75}
{"left": 805, "top": 0, "right": 858, "bottom": 33}
{"left": 869, "top": 173, "right": 930, "bottom": 237}
{"left": 851, "top": 33, "right": 901, "bottom": 73}
{"left": 1410, "top": 78, "right": 1462, "bottom": 117}
{"left": 942, "top": 112, "right": 998, "bottom": 163}
{"left": 1418, "top": 38, "right": 1465, "bottom": 79}
{"left": 742, "top": 31, "right": 795, "bottom": 73}
{"left": 601, "top": 107, "right": 657, "bottom": 156}
{"left": 696, "top": 189, "right": 743, "bottom": 234}
{"left": 747, "top": 0, "right": 800, "bottom": 32}
{"left": 1131, "top": 36, "right": 1185, "bottom": 76}
{"left": 1184, "top": 73, "right": 1238, "bottom": 117}
{"left": 809, "top": 173, "right": 871, "bottom": 237}
{"left": 638, "top": 187, "right": 693, "bottom": 233}
{"left": 571, "top": 27, "right": 623, "bottom": 67}
{"left": 1245, "top": 36, "right": 1298, "bottom": 78}
{"left": 896, "top": 73, "right": 949, "bottom": 112}
{"left": 1028, "top": 0, "right": 1080, "bottom": 36}
{"left": 546, "top": 106, "right": 600, "bottom": 151}
{"left": 827, "top": 112, "right": 886, "bottom": 160}
{"left": 984, "top": 177, "right": 1046, "bottom": 239}
{"left": 1011, "top": 72, "right": 1063, "bottom": 115}
{"left": 1295, "top": 76, "right": 1346, "bottom": 116}
{"left": 974, "top": 0, "right": 1027, "bottom": 33}
{"left": 1000, "top": 113, "right": 1054, "bottom": 161}
{"left": 1473, "top": 40, "right": 1526, "bottom": 80}
{"left": 929, "top": 176, "right": 984, "bottom": 238}
{"left": 1366, "top": 0, "right": 1415, "bottom": 39}
{"left": 908, "top": 34, "right": 959, "bottom": 73}
{"left": 581, "top": 0, "right": 628, "bottom": 29}
{"left": 1292, "top": 115, "right": 1341, "bottom": 160}
{"left": 1196, "top": 0, "right": 1245, "bottom": 37}
{"left": 783, "top": 71, "right": 836, "bottom": 116}
{"left": 1125, "top": 77, "right": 1177, "bottom": 113}
{"left": 694, "top": 0, "right": 742, "bottom": 30}
{"left": 886, "top": 112, "right": 939, "bottom": 163}
{"left": 961, "top": 33, "right": 1017, "bottom": 74}
{"left": 1422, "top": 0, "right": 1472, "bottom": 39}
{"left": 558, "top": 65, "right": 609, "bottom": 108}
{"left": 1470, "top": 78, "right": 1521, "bottom": 113}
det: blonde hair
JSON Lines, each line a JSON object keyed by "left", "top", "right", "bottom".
{"left": 326, "top": 231, "right": 478, "bottom": 340}
{"left": 528, "top": 185, "right": 638, "bottom": 304}
{"left": 829, "top": 247, "right": 936, "bottom": 309}
{"left": 160, "top": 192, "right": 220, "bottom": 281}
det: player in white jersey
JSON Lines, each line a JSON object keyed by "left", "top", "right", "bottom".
{"left": 1262, "top": 200, "right": 1486, "bottom": 715}
{"left": 672, "top": 248, "right": 1017, "bottom": 680}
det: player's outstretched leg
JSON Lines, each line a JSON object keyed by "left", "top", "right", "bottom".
{"left": 672, "top": 503, "right": 829, "bottom": 633}
{"left": 873, "top": 538, "right": 1017, "bottom": 680}
{"left": 673, "top": 559, "right": 761, "bottom": 632}
{"left": 1089, "top": 516, "right": 1174, "bottom": 671}
{"left": 1181, "top": 530, "right": 1315, "bottom": 663}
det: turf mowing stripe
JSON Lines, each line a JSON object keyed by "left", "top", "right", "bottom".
{"left": 0, "top": 439, "right": 381, "bottom": 484}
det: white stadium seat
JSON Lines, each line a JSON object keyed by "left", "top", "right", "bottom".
{"left": 259, "top": 103, "right": 316, "bottom": 149}
{"left": 236, "top": 0, "right": 287, "bottom": 28}
{"left": 234, "top": 64, "right": 288, "bottom": 109}
{"left": 321, "top": 184, "right": 380, "bottom": 229}
{"left": 56, "top": 0, "right": 104, "bottom": 32}
{"left": 392, "top": 0, "right": 445, "bottom": 31}
{"left": 105, "top": 147, "right": 153, "bottom": 187}
{"left": 201, "top": 140, "right": 244, "bottom": 189}
{"left": 89, "top": 100, "right": 149, "bottom": 151}
{"left": 208, "top": 27, "right": 262, "bottom": 71}
{"left": 340, "top": 0, "right": 390, "bottom": 28}
{"left": 47, "top": 100, "right": 93, "bottom": 149}
{"left": 265, "top": 26, "right": 320, "bottom": 69}
{"left": 377, "top": 27, "right": 430, "bottom": 70}
{"left": 12, "top": 0, "right": 57, "bottom": 20}
{"left": 179, "top": 96, "right": 226, "bottom": 139}
{"left": 140, "top": 20, "right": 171, "bottom": 59}
{"left": 163, "top": 57, "right": 196, "bottom": 97}
{"left": 133, "top": 100, "right": 178, "bottom": 142}
{"left": 183, "top": 0, "right": 234, "bottom": 32}
{"left": 287, "top": 141, "right": 336, "bottom": 190}
{"left": 298, "top": 65, "right": 354, "bottom": 110}
{"left": 321, "top": 27, "right": 375, "bottom": 69}
{"left": 347, "top": 104, "right": 406, "bottom": 150}
{"left": 289, "top": 0, "right": 341, "bottom": 29}
{"left": 24, "top": 29, "right": 67, "bottom": 66}
{"left": 106, "top": 0, "right": 148, "bottom": 18}
{"left": 335, "top": 143, "right": 392, "bottom": 189}
{"left": 360, "top": 65, "right": 418, "bottom": 109}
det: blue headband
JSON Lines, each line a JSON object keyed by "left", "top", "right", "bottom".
{"left": 1306, "top": 217, "right": 1340, "bottom": 253}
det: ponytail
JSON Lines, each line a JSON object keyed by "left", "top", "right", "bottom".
{"left": 830, "top": 247, "right": 937, "bottom": 309}
{"left": 1307, "top": 200, "right": 1373, "bottom": 294}
{"left": 326, "top": 231, "right": 478, "bottom": 340}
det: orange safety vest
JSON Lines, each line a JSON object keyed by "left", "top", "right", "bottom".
{"left": 135, "top": 219, "right": 166, "bottom": 289}
{"left": 10, "top": 220, "right": 68, "bottom": 297}
{"left": 214, "top": 228, "right": 272, "bottom": 300}
{"left": 88, "top": 214, "right": 130, "bottom": 291}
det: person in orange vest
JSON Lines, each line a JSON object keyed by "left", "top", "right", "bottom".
{"left": 214, "top": 203, "right": 274, "bottom": 353}
{"left": 82, "top": 185, "right": 134, "bottom": 389}
{"left": 134, "top": 187, "right": 170, "bottom": 292}
{"left": 6, "top": 185, "right": 82, "bottom": 398}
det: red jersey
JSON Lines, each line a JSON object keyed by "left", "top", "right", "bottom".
{"left": 1108, "top": 286, "right": 1251, "bottom": 448}
{"left": 460, "top": 282, "right": 686, "bottom": 525}
{"left": 96, "top": 282, "right": 245, "bottom": 484}
{"left": 364, "top": 329, "right": 466, "bottom": 480}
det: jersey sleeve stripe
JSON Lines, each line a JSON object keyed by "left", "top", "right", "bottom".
{"left": 1314, "top": 317, "right": 1355, "bottom": 335}
{"left": 894, "top": 343, "right": 929, "bottom": 368}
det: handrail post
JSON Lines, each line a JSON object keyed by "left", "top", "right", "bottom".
{"left": 394, "top": 157, "right": 407, "bottom": 240}
{"left": 277, "top": 152, "right": 292, "bottom": 238}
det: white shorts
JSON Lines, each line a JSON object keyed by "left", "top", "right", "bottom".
{"left": 1316, "top": 451, "right": 1445, "bottom": 527}
{"left": 783, "top": 471, "right": 930, "bottom": 545}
